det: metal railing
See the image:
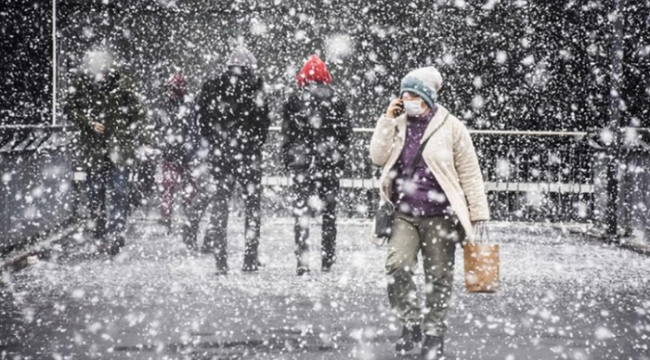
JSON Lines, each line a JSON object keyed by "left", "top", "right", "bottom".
{"left": 591, "top": 128, "right": 650, "bottom": 236}
{"left": 259, "top": 127, "right": 597, "bottom": 221}
{"left": 0, "top": 125, "right": 78, "bottom": 254}
{"left": 4, "top": 123, "right": 648, "bottom": 256}
{"left": 0, "top": 123, "right": 621, "bottom": 244}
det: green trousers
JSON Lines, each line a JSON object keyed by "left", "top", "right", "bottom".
{"left": 386, "top": 212, "right": 463, "bottom": 337}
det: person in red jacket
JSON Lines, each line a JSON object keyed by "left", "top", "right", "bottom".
{"left": 281, "top": 55, "right": 351, "bottom": 275}
{"left": 152, "top": 73, "right": 196, "bottom": 232}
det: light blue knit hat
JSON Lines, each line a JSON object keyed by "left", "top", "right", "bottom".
{"left": 400, "top": 67, "right": 443, "bottom": 109}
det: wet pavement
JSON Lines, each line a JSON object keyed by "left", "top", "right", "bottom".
{"left": 1, "top": 219, "right": 650, "bottom": 360}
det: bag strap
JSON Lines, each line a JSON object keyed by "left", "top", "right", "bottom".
{"left": 405, "top": 113, "right": 449, "bottom": 176}
{"left": 471, "top": 221, "right": 490, "bottom": 244}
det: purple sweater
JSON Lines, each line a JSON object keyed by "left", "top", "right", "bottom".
{"left": 391, "top": 109, "right": 451, "bottom": 217}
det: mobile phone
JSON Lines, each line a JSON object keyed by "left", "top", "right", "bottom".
{"left": 394, "top": 98, "right": 404, "bottom": 116}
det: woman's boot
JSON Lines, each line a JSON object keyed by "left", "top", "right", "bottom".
{"left": 421, "top": 335, "right": 444, "bottom": 359}
{"left": 395, "top": 324, "right": 422, "bottom": 352}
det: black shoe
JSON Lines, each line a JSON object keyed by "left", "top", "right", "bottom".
{"left": 215, "top": 258, "right": 229, "bottom": 276}
{"left": 180, "top": 224, "right": 197, "bottom": 251}
{"left": 395, "top": 324, "right": 422, "bottom": 353}
{"left": 242, "top": 257, "right": 260, "bottom": 273}
{"left": 296, "top": 252, "right": 310, "bottom": 276}
{"left": 421, "top": 335, "right": 444, "bottom": 359}
{"left": 200, "top": 247, "right": 213, "bottom": 254}
{"left": 296, "top": 266, "right": 310, "bottom": 276}
{"left": 215, "top": 255, "right": 228, "bottom": 275}
{"left": 107, "top": 236, "right": 125, "bottom": 256}
{"left": 183, "top": 238, "right": 197, "bottom": 252}
{"left": 322, "top": 258, "right": 335, "bottom": 272}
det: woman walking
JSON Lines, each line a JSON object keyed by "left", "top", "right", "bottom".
{"left": 369, "top": 67, "right": 490, "bottom": 359}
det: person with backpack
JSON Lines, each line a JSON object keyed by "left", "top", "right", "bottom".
{"left": 281, "top": 54, "right": 351, "bottom": 275}
{"left": 193, "top": 47, "right": 270, "bottom": 274}
{"left": 369, "top": 67, "right": 490, "bottom": 358}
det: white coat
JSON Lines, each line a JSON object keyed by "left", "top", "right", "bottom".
{"left": 369, "top": 104, "right": 490, "bottom": 240}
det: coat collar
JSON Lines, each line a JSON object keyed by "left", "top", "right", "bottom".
{"left": 395, "top": 104, "right": 450, "bottom": 144}
{"left": 421, "top": 105, "right": 449, "bottom": 143}
{"left": 395, "top": 114, "right": 407, "bottom": 140}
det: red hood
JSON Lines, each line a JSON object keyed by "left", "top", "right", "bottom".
{"left": 296, "top": 55, "right": 332, "bottom": 87}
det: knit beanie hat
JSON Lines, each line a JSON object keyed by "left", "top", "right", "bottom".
{"left": 400, "top": 67, "right": 443, "bottom": 109}
{"left": 296, "top": 55, "right": 332, "bottom": 87}
{"left": 227, "top": 46, "right": 258, "bottom": 69}
{"left": 165, "top": 73, "right": 187, "bottom": 97}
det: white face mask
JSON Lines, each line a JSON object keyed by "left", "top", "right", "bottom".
{"left": 403, "top": 100, "right": 425, "bottom": 116}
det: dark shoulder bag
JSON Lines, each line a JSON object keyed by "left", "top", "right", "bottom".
{"left": 374, "top": 114, "right": 449, "bottom": 240}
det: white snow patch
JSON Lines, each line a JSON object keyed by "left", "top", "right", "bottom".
{"left": 496, "top": 51, "right": 508, "bottom": 64}
{"left": 594, "top": 326, "right": 615, "bottom": 340}
{"left": 325, "top": 33, "right": 354, "bottom": 62}
{"left": 600, "top": 128, "right": 614, "bottom": 145}
{"left": 471, "top": 95, "right": 485, "bottom": 110}
{"left": 496, "top": 158, "right": 511, "bottom": 179}
{"left": 250, "top": 18, "right": 268, "bottom": 36}
{"left": 521, "top": 55, "right": 535, "bottom": 66}
{"left": 483, "top": 0, "right": 500, "bottom": 10}
{"left": 83, "top": 50, "right": 114, "bottom": 76}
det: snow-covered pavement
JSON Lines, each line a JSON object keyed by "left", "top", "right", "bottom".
{"left": 1, "top": 219, "right": 650, "bottom": 359}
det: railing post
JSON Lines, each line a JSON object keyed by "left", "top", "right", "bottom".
{"left": 52, "top": 0, "right": 57, "bottom": 126}
{"left": 605, "top": 0, "right": 624, "bottom": 241}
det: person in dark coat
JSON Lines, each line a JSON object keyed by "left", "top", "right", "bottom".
{"left": 65, "top": 52, "right": 145, "bottom": 255}
{"left": 152, "top": 73, "right": 197, "bottom": 233}
{"left": 281, "top": 54, "right": 351, "bottom": 275}
{"left": 193, "top": 47, "right": 270, "bottom": 274}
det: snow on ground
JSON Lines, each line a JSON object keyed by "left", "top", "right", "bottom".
{"left": 2, "top": 219, "right": 650, "bottom": 359}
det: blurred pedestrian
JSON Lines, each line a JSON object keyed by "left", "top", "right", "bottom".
{"left": 281, "top": 54, "right": 351, "bottom": 275}
{"left": 369, "top": 67, "right": 490, "bottom": 358}
{"left": 194, "top": 47, "right": 270, "bottom": 274}
{"left": 151, "top": 73, "right": 197, "bottom": 233}
{"left": 66, "top": 52, "right": 145, "bottom": 255}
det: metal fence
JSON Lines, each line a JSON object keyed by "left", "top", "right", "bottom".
{"left": 0, "top": 125, "right": 77, "bottom": 254}
{"left": 258, "top": 127, "right": 596, "bottom": 222}
{"left": 6, "top": 123, "right": 650, "bottom": 253}
{"left": 592, "top": 129, "right": 650, "bottom": 236}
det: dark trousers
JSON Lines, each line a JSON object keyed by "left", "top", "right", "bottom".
{"left": 386, "top": 213, "right": 461, "bottom": 336}
{"left": 291, "top": 173, "right": 340, "bottom": 267}
{"left": 160, "top": 160, "right": 196, "bottom": 219}
{"left": 184, "top": 164, "right": 262, "bottom": 270}
{"left": 128, "top": 157, "right": 156, "bottom": 213}
{"left": 86, "top": 160, "right": 130, "bottom": 242}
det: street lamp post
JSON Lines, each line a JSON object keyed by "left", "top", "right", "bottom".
{"left": 52, "top": 0, "right": 57, "bottom": 126}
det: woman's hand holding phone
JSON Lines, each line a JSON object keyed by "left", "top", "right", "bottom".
{"left": 385, "top": 98, "right": 404, "bottom": 119}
